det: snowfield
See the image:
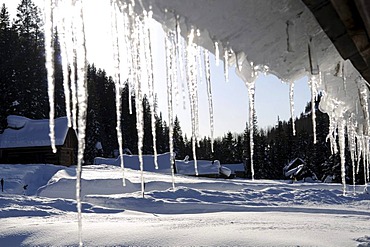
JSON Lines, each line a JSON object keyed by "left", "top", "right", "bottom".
{"left": 0, "top": 163, "right": 369, "bottom": 246}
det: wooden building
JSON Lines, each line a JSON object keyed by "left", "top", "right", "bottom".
{"left": 0, "top": 115, "right": 77, "bottom": 166}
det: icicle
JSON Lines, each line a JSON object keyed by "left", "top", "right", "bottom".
{"left": 366, "top": 137, "right": 370, "bottom": 184}
{"left": 363, "top": 136, "right": 369, "bottom": 185}
{"left": 165, "top": 31, "right": 176, "bottom": 189}
{"left": 235, "top": 57, "right": 257, "bottom": 180}
{"left": 127, "top": 1, "right": 136, "bottom": 116}
{"left": 326, "top": 115, "right": 338, "bottom": 154}
{"left": 204, "top": 50, "right": 214, "bottom": 152}
{"left": 55, "top": 0, "right": 78, "bottom": 131}
{"left": 338, "top": 119, "right": 347, "bottom": 195}
{"left": 70, "top": 63, "right": 78, "bottom": 131}
{"left": 347, "top": 117, "right": 357, "bottom": 194}
{"left": 44, "top": 0, "right": 57, "bottom": 154}
{"left": 186, "top": 28, "right": 199, "bottom": 176}
{"left": 289, "top": 81, "right": 296, "bottom": 136}
{"left": 247, "top": 80, "right": 256, "bottom": 180}
{"left": 172, "top": 29, "right": 180, "bottom": 108}
{"left": 356, "top": 133, "right": 363, "bottom": 175}
{"left": 308, "top": 74, "right": 319, "bottom": 144}
{"left": 110, "top": 1, "right": 126, "bottom": 186}
{"left": 56, "top": 1, "right": 72, "bottom": 128}
{"left": 68, "top": 0, "right": 88, "bottom": 245}
{"left": 224, "top": 47, "right": 229, "bottom": 82}
{"left": 46, "top": 0, "right": 87, "bottom": 245}
{"left": 368, "top": 138, "right": 370, "bottom": 183}
{"left": 358, "top": 79, "right": 370, "bottom": 136}
{"left": 175, "top": 15, "right": 187, "bottom": 110}
{"left": 197, "top": 45, "right": 204, "bottom": 85}
{"left": 65, "top": 0, "right": 78, "bottom": 132}
{"left": 133, "top": 13, "right": 146, "bottom": 198}
{"left": 144, "top": 7, "right": 158, "bottom": 169}
{"left": 362, "top": 135, "right": 367, "bottom": 181}
{"left": 214, "top": 41, "right": 220, "bottom": 66}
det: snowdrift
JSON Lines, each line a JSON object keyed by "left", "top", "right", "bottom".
{"left": 94, "top": 152, "right": 172, "bottom": 172}
{"left": 94, "top": 153, "right": 232, "bottom": 177}
{"left": 0, "top": 163, "right": 369, "bottom": 246}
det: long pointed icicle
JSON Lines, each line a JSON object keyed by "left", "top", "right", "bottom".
{"left": 111, "top": 1, "right": 126, "bottom": 186}
{"left": 204, "top": 50, "right": 214, "bottom": 152}
{"left": 59, "top": 18, "right": 72, "bottom": 128}
{"left": 364, "top": 136, "right": 370, "bottom": 185}
{"left": 347, "top": 117, "right": 356, "bottom": 194}
{"left": 134, "top": 14, "right": 145, "bottom": 198}
{"left": 308, "top": 74, "right": 318, "bottom": 144}
{"left": 214, "top": 41, "right": 220, "bottom": 66}
{"left": 144, "top": 7, "right": 158, "bottom": 169}
{"left": 224, "top": 47, "right": 229, "bottom": 82}
{"left": 45, "top": 0, "right": 57, "bottom": 154}
{"left": 73, "top": 0, "right": 88, "bottom": 245}
{"left": 175, "top": 16, "right": 187, "bottom": 110}
{"left": 165, "top": 31, "right": 176, "bottom": 189}
{"left": 356, "top": 134, "right": 362, "bottom": 175}
{"left": 289, "top": 81, "right": 296, "bottom": 136}
{"left": 186, "top": 28, "right": 199, "bottom": 176}
{"left": 247, "top": 80, "right": 256, "bottom": 180}
{"left": 338, "top": 119, "right": 347, "bottom": 195}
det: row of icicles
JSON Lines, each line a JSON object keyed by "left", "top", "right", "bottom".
{"left": 44, "top": 0, "right": 369, "bottom": 246}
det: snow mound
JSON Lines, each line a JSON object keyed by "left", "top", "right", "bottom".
{"left": 0, "top": 164, "right": 369, "bottom": 246}
{"left": 0, "top": 116, "right": 70, "bottom": 148}
{"left": 94, "top": 152, "right": 172, "bottom": 172}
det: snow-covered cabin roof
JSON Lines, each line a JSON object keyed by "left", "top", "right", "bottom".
{"left": 284, "top": 158, "right": 306, "bottom": 171}
{"left": 94, "top": 152, "right": 172, "bottom": 173}
{"left": 0, "top": 115, "right": 70, "bottom": 149}
{"left": 222, "top": 163, "right": 245, "bottom": 173}
{"left": 175, "top": 160, "right": 221, "bottom": 176}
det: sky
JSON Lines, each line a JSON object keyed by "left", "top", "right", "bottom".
{"left": 2, "top": 0, "right": 311, "bottom": 138}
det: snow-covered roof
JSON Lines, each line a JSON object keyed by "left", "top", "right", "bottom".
{"left": 0, "top": 115, "right": 70, "bottom": 149}
{"left": 222, "top": 163, "right": 245, "bottom": 173}
{"left": 175, "top": 160, "right": 221, "bottom": 176}
{"left": 284, "top": 158, "right": 305, "bottom": 171}
{"left": 123, "top": 152, "right": 172, "bottom": 172}
{"left": 144, "top": 0, "right": 339, "bottom": 82}
{"left": 94, "top": 152, "right": 172, "bottom": 173}
{"left": 140, "top": 0, "right": 370, "bottom": 141}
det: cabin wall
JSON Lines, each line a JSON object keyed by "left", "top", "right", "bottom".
{"left": 0, "top": 146, "right": 60, "bottom": 165}
{"left": 0, "top": 129, "right": 78, "bottom": 166}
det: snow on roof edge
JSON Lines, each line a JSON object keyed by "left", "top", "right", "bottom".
{"left": 0, "top": 116, "right": 70, "bottom": 149}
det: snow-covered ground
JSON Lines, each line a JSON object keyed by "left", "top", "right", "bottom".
{"left": 0, "top": 163, "right": 369, "bottom": 246}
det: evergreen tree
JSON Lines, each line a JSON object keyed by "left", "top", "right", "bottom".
{"left": 173, "top": 116, "right": 186, "bottom": 159}
{"left": 142, "top": 95, "right": 154, "bottom": 154}
{"left": 0, "top": 3, "right": 14, "bottom": 131}
{"left": 13, "top": 0, "right": 47, "bottom": 119}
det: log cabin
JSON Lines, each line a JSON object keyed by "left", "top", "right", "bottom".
{"left": 0, "top": 115, "right": 77, "bottom": 166}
